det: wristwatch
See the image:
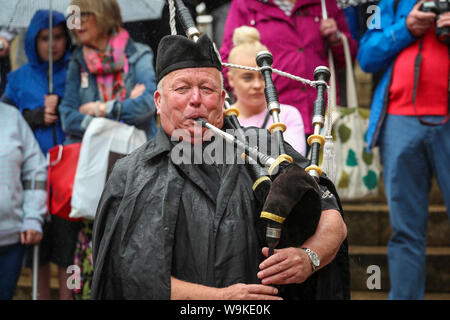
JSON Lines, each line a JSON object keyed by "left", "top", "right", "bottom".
{"left": 301, "top": 248, "right": 320, "bottom": 273}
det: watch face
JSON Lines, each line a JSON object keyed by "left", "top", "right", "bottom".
{"left": 306, "top": 248, "right": 320, "bottom": 267}
{"left": 310, "top": 252, "right": 320, "bottom": 267}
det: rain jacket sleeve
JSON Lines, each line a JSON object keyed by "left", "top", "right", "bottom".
{"left": 357, "top": 0, "right": 416, "bottom": 73}
{"left": 59, "top": 55, "right": 86, "bottom": 138}
{"left": 17, "top": 108, "right": 47, "bottom": 233}
{"left": 104, "top": 44, "right": 157, "bottom": 128}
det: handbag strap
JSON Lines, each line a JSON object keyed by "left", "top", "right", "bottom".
{"left": 321, "top": 0, "right": 358, "bottom": 108}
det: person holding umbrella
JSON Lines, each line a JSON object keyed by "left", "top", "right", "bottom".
{"left": 0, "top": 10, "right": 77, "bottom": 300}
{"left": 59, "top": 0, "right": 158, "bottom": 300}
{"left": 1, "top": 10, "right": 68, "bottom": 155}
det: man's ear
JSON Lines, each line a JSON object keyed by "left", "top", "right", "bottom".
{"left": 154, "top": 91, "right": 161, "bottom": 115}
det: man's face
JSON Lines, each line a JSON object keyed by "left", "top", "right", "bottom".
{"left": 155, "top": 67, "right": 225, "bottom": 143}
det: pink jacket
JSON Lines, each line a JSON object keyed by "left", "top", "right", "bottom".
{"left": 220, "top": 0, "right": 357, "bottom": 134}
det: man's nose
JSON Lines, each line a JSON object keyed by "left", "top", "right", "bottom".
{"left": 189, "top": 87, "right": 201, "bottom": 107}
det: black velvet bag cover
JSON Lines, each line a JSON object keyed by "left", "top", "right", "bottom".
{"left": 257, "top": 163, "right": 322, "bottom": 300}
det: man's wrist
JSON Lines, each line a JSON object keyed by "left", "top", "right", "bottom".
{"left": 301, "top": 247, "right": 320, "bottom": 273}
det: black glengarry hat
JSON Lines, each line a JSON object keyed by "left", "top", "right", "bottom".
{"left": 156, "top": 34, "right": 222, "bottom": 82}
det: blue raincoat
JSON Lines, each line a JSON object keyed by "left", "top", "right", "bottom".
{"left": 3, "top": 10, "right": 70, "bottom": 155}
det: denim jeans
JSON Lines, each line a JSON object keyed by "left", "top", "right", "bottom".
{"left": 380, "top": 114, "right": 450, "bottom": 299}
{"left": 0, "top": 242, "right": 25, "bottom": 300}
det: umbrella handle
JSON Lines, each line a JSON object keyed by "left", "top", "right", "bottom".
{"left": 48, "top": 0, "right": 53, "bottom": 94}
{"left": 32, "top": 244, "right": 39, "bottom": 300}
{"left": 321, "top": 0, "right": 328, "bottom": 20}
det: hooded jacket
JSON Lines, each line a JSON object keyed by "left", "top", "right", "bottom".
{"left": 2, "top": 10, "right": 69, "bottom": 155}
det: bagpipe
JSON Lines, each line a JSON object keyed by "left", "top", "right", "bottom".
{"left": 169, "top": 0, "right": 334, "bottom": 256}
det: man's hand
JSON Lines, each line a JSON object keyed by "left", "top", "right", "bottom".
{"left": 170, "top": 276, "right": 282, "bottom": 300}
{"left": 0, "top": 36, "right": 9, "bottom": 57}
{"left": 406, "top": 0, "right": 436, "bottom": 37}
{"left": 20, "top": 230, "right": 42, "bottom": 245}
{"left": 257, "top": 247, "right": 313, "bottom": 285}
{"left": 44, "top": 94, "right": 59, "bottom": 125}
{"left": 320, "top": 18, "right": 340, "bottom": 45}
{"left": 219, "top": 283, "right": 283, "bottom": 300}
{"left": 437, "top": 12, "right": 450, "bottom": 29}
{"left": 130, "top": 83, "right": 146, "bottom": 99}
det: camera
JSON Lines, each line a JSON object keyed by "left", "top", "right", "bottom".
{"left": 420, "top": 0, "right": 450, "bottom": 45}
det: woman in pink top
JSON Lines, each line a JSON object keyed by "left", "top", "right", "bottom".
{"left": 220, "top": 0, "right": 357, "bottom": 136}
{"left": 227, "top": 26, "right": 306, "bottom": 155}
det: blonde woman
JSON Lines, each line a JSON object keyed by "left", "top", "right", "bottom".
{"left": 227, "top": 26, "right": 306, "bottom": 155}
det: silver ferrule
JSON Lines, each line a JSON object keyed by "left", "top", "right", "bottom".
{"left": 308, "top": 169, "right": 320, "bottom": 179}
{"left": 312, "top": 115, "right": 325, "bottom": 127}
{"left": 267, "top": 101, "right": 281, "bottom": 113}
{"left": 266, "top": 227, "right": 281, "bottom": 239}
{"left": 188, "top": 27, "right": 201, "bottom": 41}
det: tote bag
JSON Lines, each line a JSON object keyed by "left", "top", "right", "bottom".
{"left": 325, "top": 32, "right": 382, "bottom": 200}
{"left": 69, "top": 118, "right": 147, "bottom": 219}
{"left": 47, "top": 143, "right": 83, "bottom": 221}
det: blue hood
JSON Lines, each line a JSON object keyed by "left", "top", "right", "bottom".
{"left": 25, "top": 9, "right": 70, "bottom": 70}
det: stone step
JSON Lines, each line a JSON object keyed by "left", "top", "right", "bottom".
{"left": 343, "top": 204, "right": 449, "bottom": 247}
{"left": 349, "top": 245, "right": 450, "bottom": 293}
{"left": 13, "top": 264, "right": 61, "bottom": 300}
{"left": 339, "top": 172, "right": 444, "bottom": 206}
{"left": 350, "top": 291, "right": 450, "bottom": 300}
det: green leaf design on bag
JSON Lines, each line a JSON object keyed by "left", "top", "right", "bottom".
{"left": 346, "top": 149, "right": 358, "bottom": 167}
{"left": 339, "top": 108, "right": 356, "bottom": 117}
{"left": 362, "top": 148, "right": 373, "bottom": 165}
{"left": 338, "top": 170, "right": 349, "bottom": 189}
{"left": 358, "top": 108, "right": 370, "bottom": 120}
{"left": 363, "top": 170, "right": 378, "bottom": 190}
{"left": 338, "top": 124, "right": 351, "bottom": 143}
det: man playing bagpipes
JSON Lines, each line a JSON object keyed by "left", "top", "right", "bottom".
{"left": 90, "top": 34, "right": 349, "bottom": 300}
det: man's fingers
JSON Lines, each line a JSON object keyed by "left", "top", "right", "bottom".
{"left": 260, "top": 247, "right": 286, "bottom": 269}
{"left": 248, "top": 294, "right": 283, "bottom": 300}
{"left": 415, "top": 11, "right": 436, "bottom": 21}
{"left": 246, "top": 284, "right": 279, "bottom": 296}
{"left": 437, "top": 14, "right": 450, "bottom": 28}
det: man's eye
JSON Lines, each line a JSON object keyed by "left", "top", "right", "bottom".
{"left": 175, "top": 86, "right": 188, "bottom": 92}
{"left": 201, "top": 86, "right": 214, "bottom": 93}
